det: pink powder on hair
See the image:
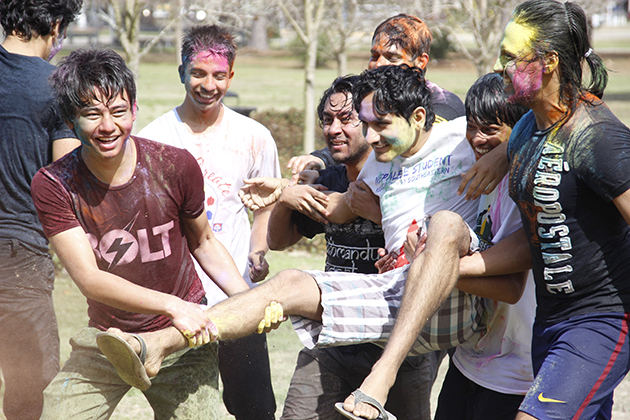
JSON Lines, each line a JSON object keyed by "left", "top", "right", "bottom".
{"left": 192, "top": 46, "right": 230, "bottom": 68}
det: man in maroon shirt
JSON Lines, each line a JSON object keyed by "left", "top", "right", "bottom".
{"left": 31, "top": 47, "right": 249, "bottom": 419}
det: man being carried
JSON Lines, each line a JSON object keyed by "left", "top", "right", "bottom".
{"left": 31, "top": 48, "right": 250, "bottom": 419}
{"left": 268, "top": 75, "right": 440, "bottom": 420}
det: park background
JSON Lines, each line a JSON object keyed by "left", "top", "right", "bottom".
{"left": 1, "top": 0, "right": 630, "bottom": 418}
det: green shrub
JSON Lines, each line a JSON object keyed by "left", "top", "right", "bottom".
{"left": 251, "top": 108, "right": 327, "bottom": 253}
{"left": 251, "top": 108, "right": 325, "bottom": 179}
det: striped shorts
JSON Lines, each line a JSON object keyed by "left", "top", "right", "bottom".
{"left": 292, "top": 263, "right": 489, "bottom": 355}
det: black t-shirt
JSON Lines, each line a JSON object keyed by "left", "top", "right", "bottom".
{"left": 0, "top": 45, "right": 75, "bottom": 254}
{"left": 292, "top": 165, "right": 385, "bottom": 273}
{"left": 508, "top": 99, "right": 630, "bottom": 325}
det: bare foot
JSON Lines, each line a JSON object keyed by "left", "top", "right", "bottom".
{"left": 106, "top": 327, "right": 174, "bottom": 378}
{"left": 342, "top": 371, "right": 393, "bottom": 419}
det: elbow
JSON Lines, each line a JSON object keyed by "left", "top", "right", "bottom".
{"left": 267, "top": 230, "right": 292, "bottom": 251}
{"left": 501, "top": 272, "right": 528, "bottom": 304}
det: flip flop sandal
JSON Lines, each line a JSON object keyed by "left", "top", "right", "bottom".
{"left": 334, "top": 389, "right": 397, "bottom": 420}
{"left": 96, "top": 331, "right": 151, "bottom": 391}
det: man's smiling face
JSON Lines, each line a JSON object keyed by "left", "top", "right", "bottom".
{"left": 322, "top": 92, "right": 370, "bottom": 165}
{"left": 180, "top": 51, "right": 234, "bottom": 115}
{"left": 358, "top": 92, "right": 419, "bottom": 162}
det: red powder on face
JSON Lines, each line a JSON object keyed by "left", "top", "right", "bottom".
{"left": 507, "top": 59, "right": 543, "bottom": 103}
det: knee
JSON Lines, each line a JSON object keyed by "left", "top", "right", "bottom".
{"left": 426, "top": 211, "right": 470, "bottom": 253}
{"left": 267, "top": 269, "right": 315, "bottom": 293}
{"left": 428, "top": 211, "right": 467, "bottom": 239}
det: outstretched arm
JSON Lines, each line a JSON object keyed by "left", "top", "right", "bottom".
{"left": 51, "top": 226, "right": 212, "bottom": 338}
{"left": 182, "top": 214, "right": 250, "bottom": 297}
{"left": 456, "top": 227, "right": 531, "bottom": 303}
{"left": 267, "top": 188, "right": 306, "bottom": 251}
{"left": 239, "top": 177, "right": 290, "bottom": 211}
{"left": 248, "top": 207, "right": 273, "bottom": 282}
{"left": 405, "top": 225, "right": 531, "bottom": 303}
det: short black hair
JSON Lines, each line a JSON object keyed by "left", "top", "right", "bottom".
{"left": 49, "top": 48, "right": 136, "bottom": 122}
{"left": 0, "top": 0, "right": 82, "bottom": 40}
{"left": 316, "top": 75, "right": 360, "bottom": 126}
{"left": 353, "top": 64, "right": 435, "bottom": 129}
{"left": 465, "top": 73, "right": 528, "bottom": 129}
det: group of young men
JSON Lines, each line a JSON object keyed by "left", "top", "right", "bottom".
{"left": 3, "top": 0, "right": 630, "bottom": 420}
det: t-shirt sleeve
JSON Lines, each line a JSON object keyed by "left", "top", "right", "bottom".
{"left": 311, "top": 147, "right": 336, "bottom": 168}
{"left": 49, "top": 106, "right": 76, "bottom": 141}
{"left": 292, "top": 210, "right": 324, "bottom": 238}
{"left": 179, "top": 150, "right": 206, "bottom": 219}
{"left": 31, "top": 168, "right": 81, "bottom": 238}
{"left": 250, "top": 128, "right": 282, "bottom": 179}
{"left": 573, "top": 121, "right": 630, "bottom": 202}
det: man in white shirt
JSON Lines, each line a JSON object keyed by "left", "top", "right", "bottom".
{"left": 138, "top": 25, "right": 280, "bottom": 420}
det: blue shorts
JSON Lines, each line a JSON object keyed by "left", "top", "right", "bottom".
{"left": 520, "top": 312, "right": 630, "bottom": 420}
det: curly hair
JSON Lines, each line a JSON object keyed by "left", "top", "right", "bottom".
{"left": 316, "top": 75, "right": 360, "bottom": 126}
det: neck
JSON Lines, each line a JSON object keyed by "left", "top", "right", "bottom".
{"left": 2, "top": 33, "right": 50, "bottom": 59}
{"left": 345, "top": 152, "right": 370, "bottom": 182}
{"left": 529, "top": 69, "right": 568, "bottom": 130}
{"left": 402, "top": 127, "right": 431, "bottom": 158}
{"left": 177, "top": 101, "right": 224, "bottom": 134}
{"left": 82, "top": 137, "right": 137, "bottom": 186}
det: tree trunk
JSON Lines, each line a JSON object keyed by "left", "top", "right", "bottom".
{"left": 175, "top": 0, "right": 184, "bottom": 65}
{"left": 248, "top": 15, "right": 269, "bottom": 51}
{"left": 336, "top": 50, "right": 347, "bottom": 77}
{"left": 303, "top": 38, "right": 318, "bottom": 153}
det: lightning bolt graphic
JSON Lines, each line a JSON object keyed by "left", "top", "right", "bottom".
{"left": 107, "top": 237, "right": 133, "bottom": 270}
{"left": 106, "top": 212, "right": 141, "bottom": 270}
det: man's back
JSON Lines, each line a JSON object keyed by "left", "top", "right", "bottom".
{"left": 0, "top": 45, "right": 74, "bottom": 253}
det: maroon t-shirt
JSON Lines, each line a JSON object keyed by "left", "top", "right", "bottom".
{"left": 32, "top": 136, "right": 206, "bottom": 332}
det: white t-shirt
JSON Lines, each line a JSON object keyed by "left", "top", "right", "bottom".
{"left": 452, "top": 175, "right": 536, "bottom": 395}
{"left": 138, "top": 106, "right": 281, "bottom": 305}
{"left": 359, "top": 116, "right": 479, "bottom": 251}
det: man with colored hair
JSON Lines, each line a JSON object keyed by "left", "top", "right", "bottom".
{"left": 138, "top": 24, "right": 280, "bottom": 419}
{"left": 288, "top": 13, "right": 464, "bottom": 173}
{"left": 0, "top": 1, "right": 81, "bottom": 418}
{"left": 32, "top": 47, "right": 249, "bottom": 419}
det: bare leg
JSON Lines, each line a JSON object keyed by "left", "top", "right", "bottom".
{"left": 515, "top": 411, "right": 537, "bottom": 420}
{"left": 342, "top": 211, "right": 472, "bottom": 419}
{"left": 108, "top": 269, "right": 322, "bottom": 377}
